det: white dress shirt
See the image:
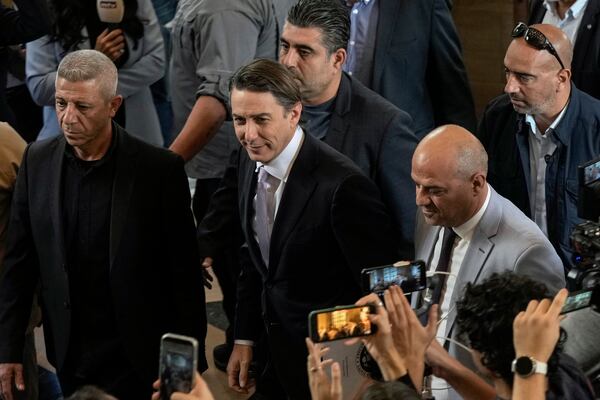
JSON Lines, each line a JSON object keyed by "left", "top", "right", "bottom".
{"left": 525, "top": 104, "right": 567, "bottom": 236}
{"left": 542, "top": 0, "right": 589, "bottom": 45}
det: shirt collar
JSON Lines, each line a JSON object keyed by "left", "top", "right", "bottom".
{"left": 255, "top": 125, "right": 304, "bottom": 183}
{"left": 544, "top": 0, "right": 588, "bottom": 19}
{"left": 525, "top": 100, "right": 569, "bottom": 137}
{"left": 453, "top": 184, "right": 491, "bottom": 240}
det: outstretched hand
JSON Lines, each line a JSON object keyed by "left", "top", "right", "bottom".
{"left": 305, "top": 338, "right": 342, "bottom": 400}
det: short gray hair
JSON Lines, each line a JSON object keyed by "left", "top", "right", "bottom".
{"left": 455, "top": 140, "right": 488, "bottom": 179}
{"left": 56, "top": 50, "right": 118, "bottom": 100}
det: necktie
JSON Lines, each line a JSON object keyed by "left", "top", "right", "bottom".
{"left": 431, "top": 228, "right": 458, "bottom": 305}
{"left": 255, "top": 167, "right": 280, "bottom": 267}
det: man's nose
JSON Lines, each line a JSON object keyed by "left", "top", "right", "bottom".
{"left": 280, "top": 49, "right": 299, "bottom": 68}
{"left": 415, "top": 186, "right": 429, "bottom": 207}
{"left": 504, "top": 73, "right": 519, "bottom": 95}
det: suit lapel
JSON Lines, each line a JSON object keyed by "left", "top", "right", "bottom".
{"left": 415, "top": 216, "right": 441, "bottom": 268}
{"left": 49, "top": 138, "right": 67, "bottom": 266}
{"left": 325, "top": 74, "right": 352, "bottom": 151}
{"left": 445, "top": 189, "right": 501, "bottom": 337}
{"left": 109, "top": 126, "right": 139, "bottom": 269}
{"left": 372, "top": 0, "right": 400, "bottom": 90}
{"left": 268, "top": 135, "right": 318, "bottom": 272}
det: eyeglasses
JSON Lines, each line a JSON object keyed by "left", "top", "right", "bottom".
{"left": 512, "top": 22, "right": 565, "bottom": 70}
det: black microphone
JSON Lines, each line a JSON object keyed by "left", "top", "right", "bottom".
{"left": 97, "top": 0, "right": 124, "bottom": 30}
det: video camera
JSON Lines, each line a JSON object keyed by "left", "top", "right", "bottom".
{"left": 568, "top": 156, "right": 600, "bottom": 290}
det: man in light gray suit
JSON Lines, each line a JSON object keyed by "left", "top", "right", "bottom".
{"left": 411, "top": 124, "right": 565, "bottom": 399}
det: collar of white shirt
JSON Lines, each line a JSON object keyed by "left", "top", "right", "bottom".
{"left": 255, "top": 125, "right": 304, "bottom": 182}
{"left": 525, "top": 100, "right": 569, "bottom": 138}
{"left": 544, "top": 0, "right": 589, "bottom": 20}
{"left": 452, "top": 184, "right": 492, "bottom": 241}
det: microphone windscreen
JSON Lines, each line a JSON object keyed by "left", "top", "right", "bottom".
{"left": 97, "top": 0, "right": 125, "bottom": 24}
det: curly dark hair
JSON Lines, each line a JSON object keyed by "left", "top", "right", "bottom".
{"left": 49, "top": 0, "right": 143, "bottom": 52}
{"left": 455, "top": 271, "right": 566, "bottom": 387}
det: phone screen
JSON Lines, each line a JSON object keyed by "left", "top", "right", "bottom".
{"left": 362, "top": 261, "right": 426, "bottom": 295}
{"left": 310, "top": 305, "right": 377, "bottom": 343}
{"left": 561, "top": 290, "right": 594, "bottom": 314}
{"left": 159, "top": 335, "right": 197, "bottom": 400}
{"left": 584, "top": 159, "right": 600, "bottom": 185}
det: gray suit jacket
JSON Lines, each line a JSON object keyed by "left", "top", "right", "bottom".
{"left": 415, "top": 186, "right": 565, "bottom": 396}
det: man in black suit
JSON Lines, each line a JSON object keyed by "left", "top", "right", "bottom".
{"left": 280, "top": 0, "right": 418, "bottom": 258}
{"left": 529, "top": 0, "right": 600, "bottom": 100}
{"left": 197, "top": 59, "right": 398, "bottom": 399}
{"left": 343, "top": 0, "right": 476, "bottom": 138}
{"left": 0, "top": 50, "right": 206, "bottom": 400}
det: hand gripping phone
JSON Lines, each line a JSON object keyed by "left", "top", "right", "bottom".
{"left": 158, "top": 333, "right": 198, "bottom": 400}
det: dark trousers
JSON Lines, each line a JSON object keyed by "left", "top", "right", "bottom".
{"left": 253, "top": 326, "right": 310, "bottom": 400}
{"left": 193, "top": 178, "right": 242, "bottom": 345}
{"left": 58, "top": 357, "right": 151, "bottom": 400}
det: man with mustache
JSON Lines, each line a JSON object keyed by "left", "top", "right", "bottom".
{"left": 477, "top": 23, "right": 600, "bottom": 270}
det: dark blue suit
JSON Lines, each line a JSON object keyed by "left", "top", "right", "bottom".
{"left": 477, "top": 85, "right": 600, "bottom": 269}
{"left": 370, "top": 0, "right": 476, "bottom": 137}
{"left": 324, "top": 73, "right": 418, "bottom": 259}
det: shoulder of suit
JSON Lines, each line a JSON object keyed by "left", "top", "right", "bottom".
{"left": 120, "top": 129, "right": 181, "bottom": 164}
{"left": 309, "top": 135, "right": 366, "bottom": 177}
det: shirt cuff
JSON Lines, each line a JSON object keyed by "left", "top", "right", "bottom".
{"left": 234, "top": 339, "right": 254, "bottom": 347}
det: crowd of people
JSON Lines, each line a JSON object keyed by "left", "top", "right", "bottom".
{"left": 0, "top": 0, "right": 599, "bottom": 399}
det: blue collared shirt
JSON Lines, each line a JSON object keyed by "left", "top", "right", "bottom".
{"left": 343, "top": 0, "right": 379, "bottom": 85}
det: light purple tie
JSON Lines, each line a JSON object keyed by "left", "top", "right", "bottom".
{"left": 255, "top": 167, "right": 280, "bottom": 267}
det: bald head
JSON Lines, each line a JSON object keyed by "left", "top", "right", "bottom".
{"left": 504, "top": 24, "right": 572, "bottom": 129}
{"left": 415, "top": 125, "right": 488, "bottom": 180}
{"left": 526, "top": 24, "right": 573, "bottom": 70}
{"left": 412, "top": 125, "right": 489, "bottom": 227}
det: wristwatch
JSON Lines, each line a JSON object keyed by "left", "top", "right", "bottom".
{"left": 511, "top": 356, "right": 548, "bottom": 377}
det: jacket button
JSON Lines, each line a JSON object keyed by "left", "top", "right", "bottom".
{"left": 63, "top": 301, "right": 70, "bottom": 309}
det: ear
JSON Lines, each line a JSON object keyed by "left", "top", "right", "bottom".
{"left": 109, "top": 95, "right": 123, "bottom": 117}
{"left": 556, "top": 68, "right": 571, "bottom": 89}
{"left": 289, "top": 101, "right": 302, "bottom": 127}
{"left": 331, "top": 48, "right": 346, "bottom": 70}
{"left": 471, "top": 172, "right": 487, "bottom": 195}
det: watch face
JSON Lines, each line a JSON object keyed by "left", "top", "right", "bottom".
{"left": 515, "top": 356, "right": 534, "bottom": 376}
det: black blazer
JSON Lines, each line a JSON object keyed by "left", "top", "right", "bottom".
{"left": 325, "top": 73, "right": 418, "bottom": 259}
{"left": 529, "top": 0, "right": 600, "bottom": 100}
{"left": 198, "top": 133, "right": 399, "bottom": 343}
{"left": 0, "top": 0, "right": 49, "bottom": 125}
{"left": 370, "top": 0, "right": 476, "bottom": 137}
{"left": 0, "top": 125, "right": 207, "bottom": 383}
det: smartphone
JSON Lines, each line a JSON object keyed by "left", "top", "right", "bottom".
{"left": 308, "top": 304, "right": 378, "bottom": 343}
{"left": 158, "top": 333, "right": 198, "bottom": 400}
{"left": 561, "top": 287, "right": 600, "bottom": 314}
{"left": 361, "top": 260, "right": 427, "bottom": 295}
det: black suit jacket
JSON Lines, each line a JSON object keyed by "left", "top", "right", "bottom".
{"left": 370, "top": 0, "right": 476, "bottom": 137}
{"left": 198, "top": 133, "right": 399, "bottom": 343}
{"left": 324, "top": 74, "right": 418, "bottom": 259}
{"left": 0, "top": 125, "right": 207, "bottom": 383}
{"left": 529, "top": 0, "right": 600, "bottom": 100}
{"left": 0, "top": 0, "right": 49, "bottom": 125}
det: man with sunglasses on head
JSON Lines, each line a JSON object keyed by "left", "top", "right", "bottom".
{"left": 477, "top": 23, "right": 600, "bottom": 273}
